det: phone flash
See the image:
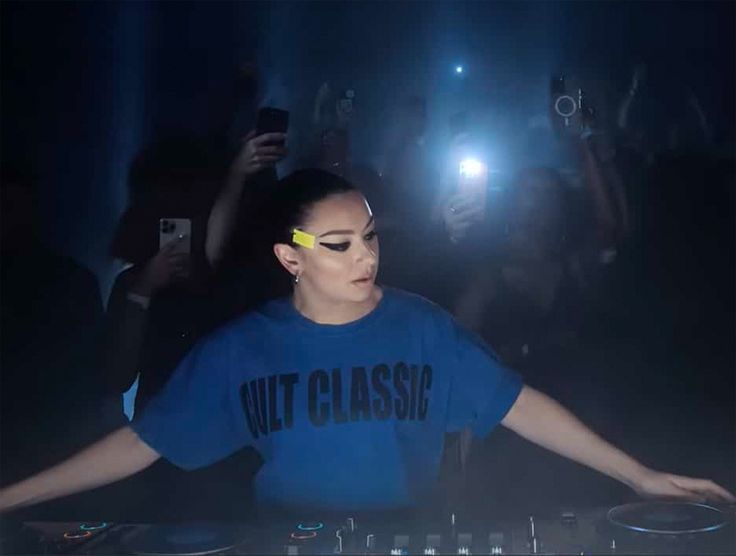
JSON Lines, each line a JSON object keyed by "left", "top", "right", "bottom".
{"left": 455, "top": 65, "right": 464, "bottom": 74}
{"left": 459, "top": 158, "right": 485, "bottom": 178}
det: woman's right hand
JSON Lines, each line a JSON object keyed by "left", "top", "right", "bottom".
{"left": 130, "top": 237, "right": 190, "bottom": 297}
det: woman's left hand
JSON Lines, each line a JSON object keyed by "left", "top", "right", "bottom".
{"left": 633, "top": 468, "right": 736, "bottom": 504}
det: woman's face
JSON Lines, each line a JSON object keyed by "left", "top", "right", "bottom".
{"left": 294, "top": 191, "right": 379, "bottom": 304}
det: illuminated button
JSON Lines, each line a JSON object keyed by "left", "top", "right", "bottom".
{"left": 80, "top": 522, "right": 108, "bottom": 531}
{"left": 297, "top": 522, "right": 324, "bottom": 532}
{"left": 290, "top": 531, "right": 317, "bottom": 541}
{"left": 63, "top": 531, "right": 92, "bottom": 540}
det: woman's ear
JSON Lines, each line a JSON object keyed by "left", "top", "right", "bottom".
{"left": 273, "top": 243, "right": 301, "bottom": 277}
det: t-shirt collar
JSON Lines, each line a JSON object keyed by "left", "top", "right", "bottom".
{"left": 271, "top": 287, "right": 390, "bottom": 336}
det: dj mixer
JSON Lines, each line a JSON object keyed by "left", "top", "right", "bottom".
{"left": 2, "top": 502, "right": 734, "bottom": 555}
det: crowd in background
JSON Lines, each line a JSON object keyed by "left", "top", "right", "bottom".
{"left": 1, "top": 56, "right": 734, "bottom": 522}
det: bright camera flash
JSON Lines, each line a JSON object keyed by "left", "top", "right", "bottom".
{"left": 459, "top": 158, "right": 485, "bottom": 178}
{"left": 455, "top": 66, "right": 464, "bottom": 74}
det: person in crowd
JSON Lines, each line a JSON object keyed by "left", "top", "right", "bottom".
{"left": 300, "top": 81, "right": 383, "bottom": 190}
{"left": 381, "top": 96, "right": 434, "bottom": 231}
{"left": 1, "top": 169, "right": 732, "bottom": 518}
{"left": 612, "top": 63, "right": 652, "bottom": 240}
{"left": 297, "top": 83, "right": 386, "bottom": 252}
{"left": 301, "top": 81, "right": 357, "bottom": 172}
{"left": 105, "top": 137, "right": 225, "bottom": 411}
{"left": 442, "top": 71, "right": 633, "bottom": 330}
{"left": 102, "top": 133, "right": 285, "bottom": 520}
{"left": 377, "top": 105, "right": 473, "bottom": 308}
{"left": 205, "top": 129, "right": 289, "bottom": 269}
{"left": 312, "top": 81, "right": 355, "bottom": 133}
{"left": 449, "top": 168, "right": 583, "bottom": 361}
{"left": 406, "top": 140, "right": 628, "bottom": 504}
{"left": 430, "top": 111, "right": 475, "bottom": 234}
{"left": 224, "top": 61, "right": 263, "bottom": 148}
{"left": 616, "top": 63, "right": 646, "bottom": 143}
{"left": 0, "top": 162, "right": 126, "bottom": 518}
{"left": 373, "top": 96, "right": 441, "bottom": 300}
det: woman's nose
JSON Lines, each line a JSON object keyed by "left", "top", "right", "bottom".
{"left": 356, "top": 237, "right": 378, "bottom": 262}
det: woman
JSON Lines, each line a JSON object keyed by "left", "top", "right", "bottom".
{"left": 0, "top": 169, "right": 732, "bottom": 514}
{"left": 451, "top": 168, "right": 585, "bottom": 365}
{"left": 101, "top": 132, "right": 285, "bottom": 521}
{"left": 106, "top": 131, "right": 287, "bottom": 412}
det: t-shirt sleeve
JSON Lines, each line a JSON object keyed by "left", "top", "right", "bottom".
{"left": 446, "top": 320, "right": 523, "bottom": 437}
{"left": 131, "top": 333, "right": 251, "bottom": 470}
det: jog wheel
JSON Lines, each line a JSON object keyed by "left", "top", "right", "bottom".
{"left": 124, "top": 523, "right": 244, "bottom": 556}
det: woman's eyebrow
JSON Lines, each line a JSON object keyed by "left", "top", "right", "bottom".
{"left": 318, "top": 216, "right": 374, "bottom": 238}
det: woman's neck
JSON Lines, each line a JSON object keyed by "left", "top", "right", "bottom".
{"left": 292, "top": 286, "right": 382, "bottom": 325}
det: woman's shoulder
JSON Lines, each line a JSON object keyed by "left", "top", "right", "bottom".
{"left": 182, "top": 299, "right": 284, "bottom": 363}
{"left": 205, "top": 296, "right": 291, "bottom": 338}
{"left": 381, "top": 287, "right": 454, "bottom": 323}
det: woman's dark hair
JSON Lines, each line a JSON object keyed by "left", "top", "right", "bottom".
{"left": 268, "top": 168, "right": 357, "bottom": 246}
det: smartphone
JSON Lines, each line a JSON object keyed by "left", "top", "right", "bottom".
{"left": 337, "top": 89, "right": 355, "bottom": 118}
{"left": 256, "top": 107, "right": 289, "bottom": 145}
{"left": 159, "top": 218, "right": 191, "bottom": 254}
{"left": 458, "top": 160, "right": 488, "bottom": 220}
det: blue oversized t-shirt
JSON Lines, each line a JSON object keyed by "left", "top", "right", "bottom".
{"left": 132, "top": 288, "right": 522, "bottom": 511}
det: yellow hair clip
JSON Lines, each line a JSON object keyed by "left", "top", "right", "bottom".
{"left": 292, "top": 228, "right": 315, "bottom": 249}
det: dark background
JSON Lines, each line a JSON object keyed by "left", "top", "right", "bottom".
{"left": 3, "top": 1, "right": 734, "bottom": 292}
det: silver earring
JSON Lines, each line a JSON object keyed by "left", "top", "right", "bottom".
{"left": 294, "top": 273, "right": 300, "bottom": 285}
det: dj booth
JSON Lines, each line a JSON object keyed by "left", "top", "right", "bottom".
{"left": 3, "top": 502, "right": 735, "bottom": 555}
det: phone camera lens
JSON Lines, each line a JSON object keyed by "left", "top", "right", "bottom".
{"left": 554, "top": 96, "right": 577, "bottom": 118}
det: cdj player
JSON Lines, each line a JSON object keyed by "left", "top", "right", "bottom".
{"left": 2, "top": 502, "right": 734, "bottom": 555}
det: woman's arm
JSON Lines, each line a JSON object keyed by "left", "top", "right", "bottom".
{"left": 502, "top": 386, "right": 735, "bottom": 503}
{"left": 205, "top": 131, "right": 286, "bottom": 268}
{"left": 0, "top": 427, "right": 160, "bottom": 513}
